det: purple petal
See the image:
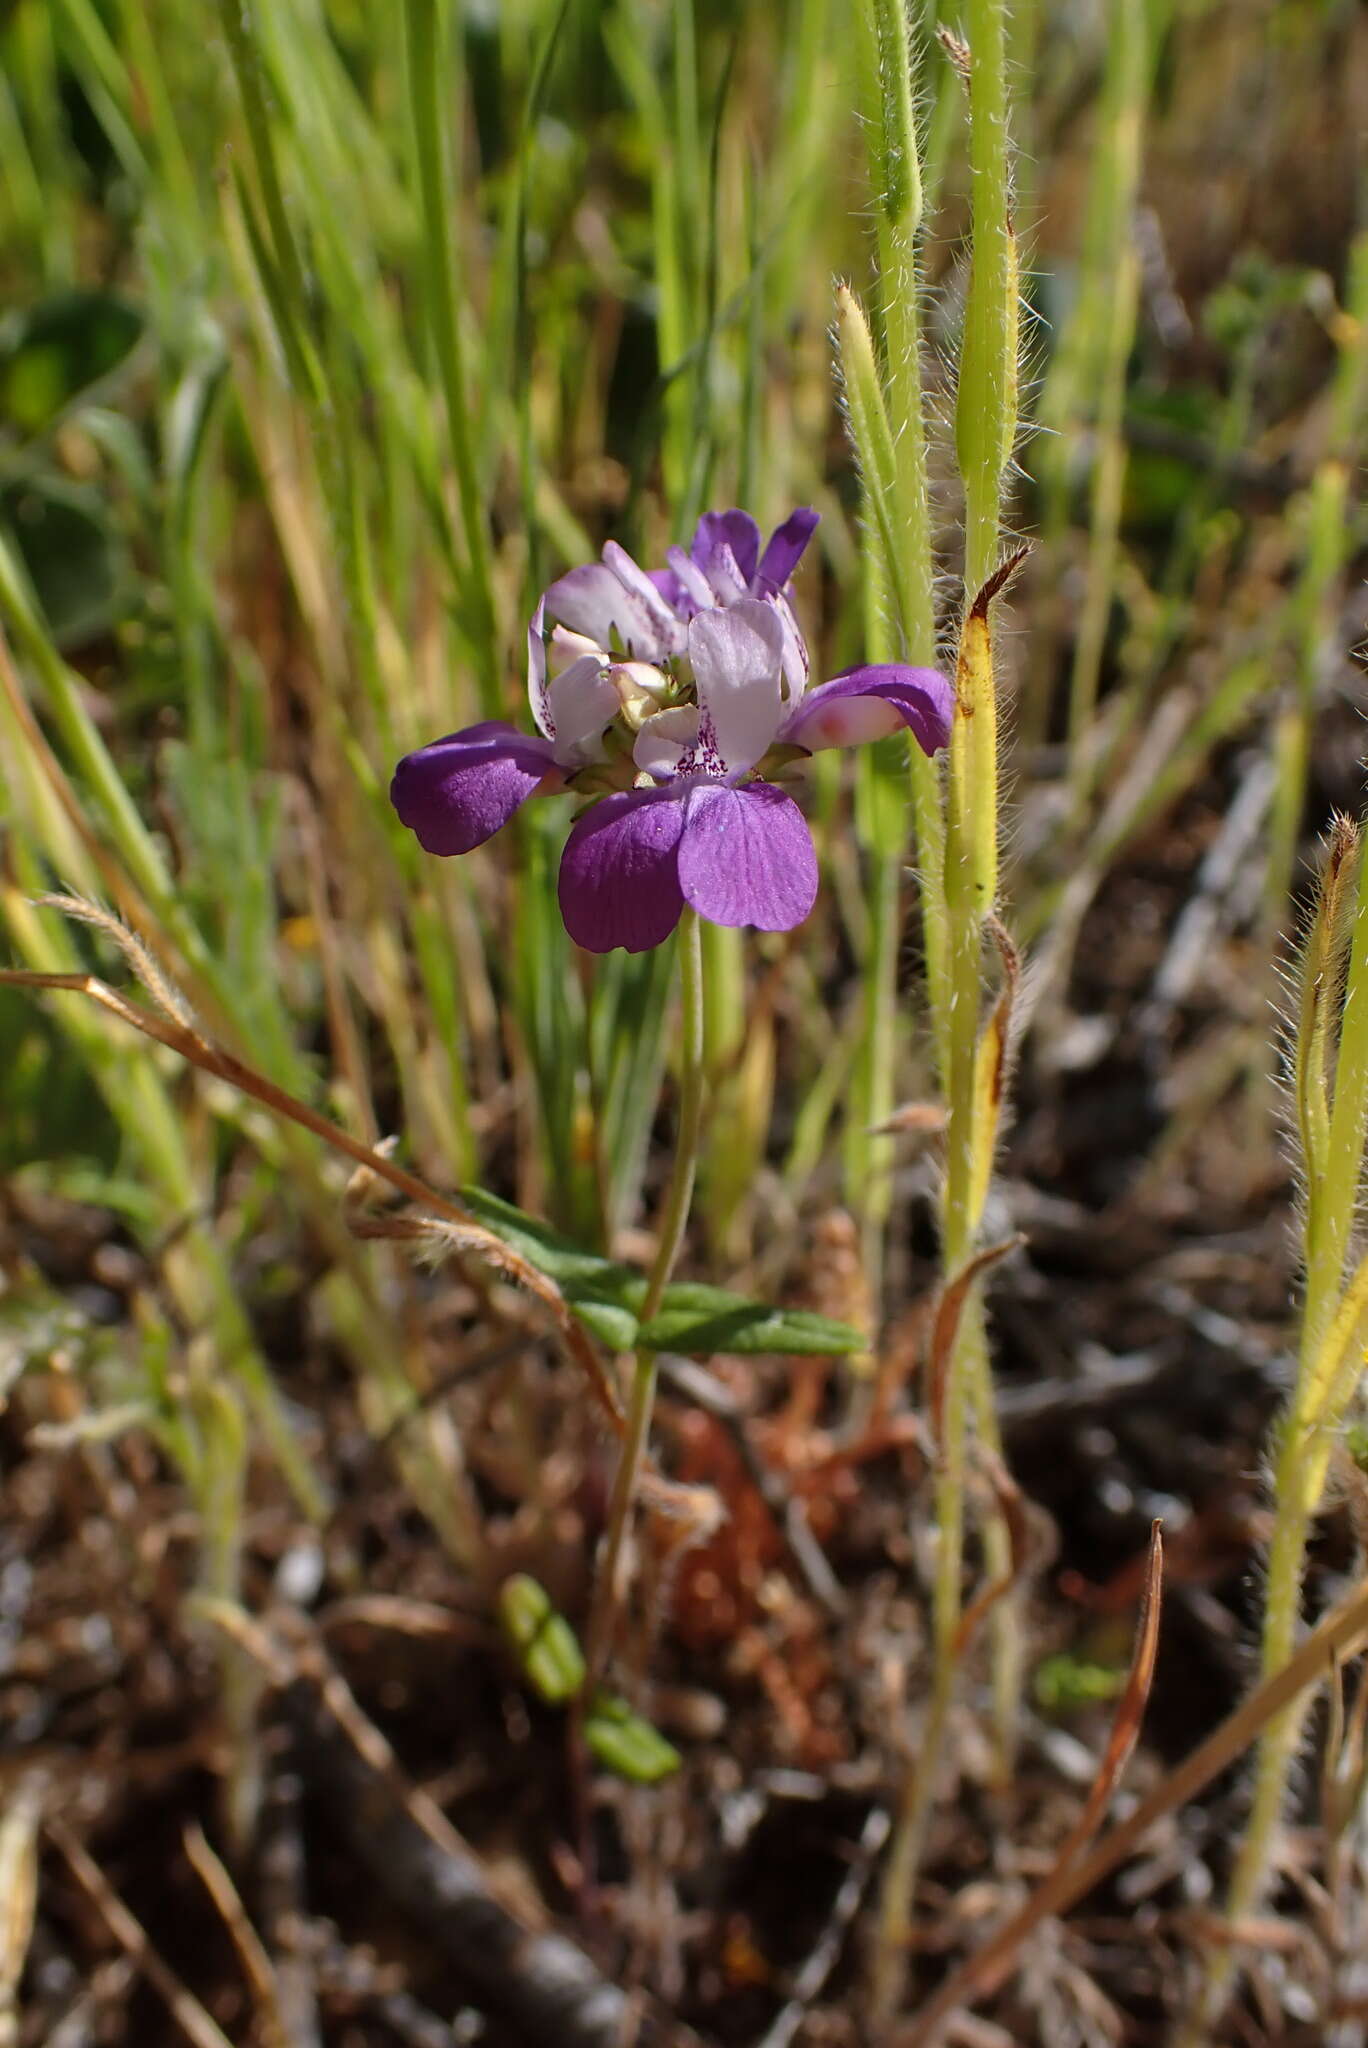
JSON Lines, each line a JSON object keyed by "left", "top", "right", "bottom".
{"left": 558, "top": 786, "right": 687, "bottom": 954}
{"left": 544, "top": 562, "right": 671, "bottom": 660}
{"left": 647, "top": 565, "right": 693, "bottom": 615}
{"left": 677, "top": 782, "right": 818, "bottom": 932}
{"left": 779, "top": 666, "right": 954, "bottom": 758}
{"left": 391, "top": 722, "right": 559, "bottom": 855}
{"left": 692, "top": 509, "right": 761, "bottom": 586}
{"left": 757, "top": 507, "right": 819, "bottom": 589}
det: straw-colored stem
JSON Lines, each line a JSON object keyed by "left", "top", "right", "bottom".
{"left": 1177, "top": 1489, "right": 1314, "bottom": 2047}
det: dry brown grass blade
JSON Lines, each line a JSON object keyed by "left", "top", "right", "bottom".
{"left": 182, "top": 1822, "right": 290, "bottom": 2048}
{"left": 0, "top": 961, "right": 626, "bottom": 1438}
{"left": 951, "top": 1446, "right": 1034, "bottom": 1659}
{"left": 1048, "top": 1519, "right": 1164, "bottom": 1870}
{"left": 968, "top": 544, "right": 1033, "bottom": 621}
{"left": 976, "top": 913, "right": 1022, "bottom": 1126}
{"left": 0, "top": 1773, "right": 43, "bottom": 2048}
{"left": 46, "top": 1818, "right": 236, "bottom": 2048}
{"left": 902, "top": 1544, "right": 1368, "bottom": 2048}
{"left": 926, "top": 1236, "right": 1026, "bottom": 1443}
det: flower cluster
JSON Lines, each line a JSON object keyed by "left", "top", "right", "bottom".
{"left": 391, "top": 509, "right": 953, "bottom": 953}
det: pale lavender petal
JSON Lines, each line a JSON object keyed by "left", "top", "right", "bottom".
{"left": 677, "top": 782, "right": 818, "bottom": 932}
{"left": 665, "top": 544, "right": 717, "bottom": 613}
{"left": 558, "top": 786, "right": 687, "bottom": 954}
{"left": 544, "top": 562, "right": 668, "bottom": 659}
{"left": 687, "top": 600, "right": 786, "bottom": 775}
{"left": 549, "top": 624, "right": 604, "bottom": 671}
{"left": 633, "top": 706, "right": 701, "bottom": 780}
{"left": 601, "top": 541, "right": 687, "bottom": 652}
{"left": 546, "top": 654, "right": 619, "bottom": 767}
{"left": 780, "top": 665, "right": 954, "bottom": 757}
{"left": 698, "top": 533, "right": 748, "bottom": 605}
{"left": 527, "top": 598, "right": 552, "bottom": 737}
{"left": 757, "top": 507, "right": 819, "bottom": 589}
{"left": 392, "top": 722, "right": 559, "bottom": 855}
{"left": 692, "top": 510, "right": 761, "bottom": 585}
{"left": 771, "top": 588, "right": 810, "bottom": 700}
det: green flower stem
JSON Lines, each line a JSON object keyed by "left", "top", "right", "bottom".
{"left": 584, "top": 910, "right": 706, "bottom": 1688}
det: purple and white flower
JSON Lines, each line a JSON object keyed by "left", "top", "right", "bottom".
{"left": 391, "top": 509, "right": 954, "bottom": 954}
{"left": 546, "top": 506, "right": 818, "bottom": 693}
{"left": 390, "top": 601, "right": 621, "bottom": 856}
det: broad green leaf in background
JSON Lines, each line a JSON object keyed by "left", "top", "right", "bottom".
{"left": 0, "top": 291, "right": 143, "bottom": 435}
{"left": 0, "top": 476, "right": 128, "bottom": 646}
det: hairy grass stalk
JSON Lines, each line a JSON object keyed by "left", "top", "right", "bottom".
{"left": 874, "top": 0, "right": 1023, "bottom": 2011}
{"left": 1187, "top": 822, "right": 1368, "bottom": 2040}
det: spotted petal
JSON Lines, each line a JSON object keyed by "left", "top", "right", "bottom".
{"left": 391, "top": 722, "right": 559, "bottom": 855}
{"left": 686, "top": 600, "right": 786, "bottom": 776}
{"left": 527, "top": 598, "right": 552, "bottom": 736}
{"left": 780, "top": 665, "right": 954, "bottom": 758}
{"left": 545, "top": 654, "right": 620, "bottom": 767}
{"left": 633, "top": 706, "right": 702, "bottom": 781}
{"left": 558, "top": 786, "right": 688, "bottom": 954}
{"left": 677, "top": 782, "right": 818, "bottom": 932}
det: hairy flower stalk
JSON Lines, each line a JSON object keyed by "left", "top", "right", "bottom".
{"left": 845, "top": 0, "right": 945, "bottom": 1309}
{"left": 1187, "top": 819, "right": 1368, "bottom": 2043}
{"left": 866, "top": 0, "right": 1022, "bottom": 2015}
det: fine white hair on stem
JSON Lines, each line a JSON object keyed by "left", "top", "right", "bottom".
{"left": 31, "top": 891, "right": 200, "bottom": 1036}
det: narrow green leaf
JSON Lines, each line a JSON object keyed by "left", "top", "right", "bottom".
{"left": 458, "top": 1190, "right": 866, "bottom": 1358}
{"left": 640, "top": 1283, "right": 865, "bottom": 1358}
